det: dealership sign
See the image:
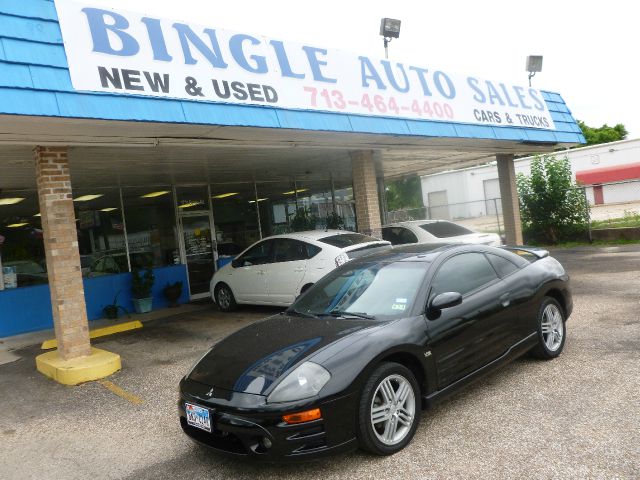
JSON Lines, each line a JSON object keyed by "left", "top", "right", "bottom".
{"left": 54, "top": 0, "right": 555, "bottom": 130}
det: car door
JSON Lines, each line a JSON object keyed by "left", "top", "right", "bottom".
{"left": 263, "top": 239, "right": 309, "bottom": 304}
{"left": 229, "top": 239, "right": 274, "bottom": 303}
{"left": 426, "top": 252, "right": 511, "bottom": 389}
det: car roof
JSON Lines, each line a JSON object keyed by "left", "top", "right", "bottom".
{"left": 257, "top": 230, "right": 379, "bottom": 241}
{"left": 383, "top": 220, "right": 445, "bottom": 227}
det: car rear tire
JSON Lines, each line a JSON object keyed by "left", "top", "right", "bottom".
{"left": 215, "top": 283, "right": 237, "bottom": 312}
{"left": 530, "top": 297, "right": 566, "bottom": 360}
{"left": 357, "top": 362, "right": 421, "bottom": 456}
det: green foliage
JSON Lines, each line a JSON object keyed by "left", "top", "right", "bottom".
{"left": 325, "top": 211, "right": 344, "bottom": 230}
{"left": 131, "top": 268, "right": 154, "bottom": 299}
{"left": 516, "top": 155, "right": 590, "bottom": 244}
{"left": 290, "top": 207, "right": 318, "bottom": 232}
{"left": 577, "top": 121, "right": 628, "bottom": 146}
{"left": 385, "top": 176, "right": 423, "bottom": 211}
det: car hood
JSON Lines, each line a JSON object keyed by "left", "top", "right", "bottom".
{"left": 188, "top": 314, "right": 381, "bottom": 395}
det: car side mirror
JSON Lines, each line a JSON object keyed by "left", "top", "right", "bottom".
{"left": 430, "top": 292, "right": 462, "bottom": 310}
{"left": 231, "top": 258, "right": 242, "bottom": 268}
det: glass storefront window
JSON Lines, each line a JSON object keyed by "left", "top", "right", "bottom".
{"left": 73, "top": 188, "right": 128, "bottom": 278}
{"left": 211, "top": 183, "right": 261, "bottom": 253}
{"left": 0, "top": 191, "right": 47, "bottom": 289}
{"left": 121, "top": 186, "right": 179, "bottom": 269}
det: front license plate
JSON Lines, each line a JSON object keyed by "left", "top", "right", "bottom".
{"left": 185, "top": 403, "right": 211, "bottom": 433}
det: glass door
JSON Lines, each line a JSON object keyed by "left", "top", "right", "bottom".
{"left": 175, "top": 186, "right": 216, "bottom": 299}
{"left": 180, "top": 214, "right": 215, "bottom": 298}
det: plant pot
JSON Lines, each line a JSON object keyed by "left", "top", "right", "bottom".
{"left": 132, "top": 297, "right": 153, "bottom": 314}
{"left": 103, "top": 305, "right": 119, "bottom": 319}
{"left": 163, "top": 286, "right": 182, "bottom": 307}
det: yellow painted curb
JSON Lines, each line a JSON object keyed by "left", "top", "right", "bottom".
{"left": 41, "top": 320, "right": 143, "bottom": 350}
{"left": 36, "top": 347, "right": 122, "bottom": 386}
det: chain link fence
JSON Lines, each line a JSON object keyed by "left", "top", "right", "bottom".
{"left": 387, "top": 178, "right": 640, "bottom": 240}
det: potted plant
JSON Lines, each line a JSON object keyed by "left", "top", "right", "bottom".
{"left": 131, "top": 268, "right": 154, "bottom": 314}
{"left": 163, "top": 280, "right": 183, "bottom": 308}
{"left": 325, "top": 211, "right": 344, "bottom": 230}
{"left": 103, "top": 291, "right": 129, "bottom": 320}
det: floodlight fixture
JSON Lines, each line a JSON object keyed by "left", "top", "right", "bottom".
{"left": 526, "top": 55, "right": 543, "bottom": 87}
{"left": 380, "top": 18, "right": 401, "bottom": 59}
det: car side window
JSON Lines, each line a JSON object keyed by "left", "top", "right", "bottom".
{"left": 272, "top": 239, "right": 309, "bottom": 263}
{"left": 431, "top": 253, "right": 499, "bottom": 297}
{"left": 486, "top": 253, "right": 519, "bottom": 278}
{"left": 238, "top": 240, "right": 274, "bottom": 266}
{"left": 382, "top": 227, "right": 418, "bottom": 245}
{"left": 305, "top": 242, "right": 322, "bottom": 259}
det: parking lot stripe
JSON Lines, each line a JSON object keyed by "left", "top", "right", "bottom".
{"left": 98, "top": 380, "right": 144, "bottom": 405}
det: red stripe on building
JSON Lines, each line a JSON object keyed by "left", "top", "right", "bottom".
{"left": 576, "top": 162, "right": 640, "bottom": 185}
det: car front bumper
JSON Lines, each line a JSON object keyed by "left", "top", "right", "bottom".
{"left": 178, "top": 377, "right": 358, "bottom": 462}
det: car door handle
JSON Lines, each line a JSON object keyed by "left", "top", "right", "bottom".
{"left": 499, "top": 293, "right": 510, "bottom": 307}
{"left": 257, "top": 270, "right": 266, "bottom": 275}
{"left": 293, "top": 268, "right": 305, "bottom": 272}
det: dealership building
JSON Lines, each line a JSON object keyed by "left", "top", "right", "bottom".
{"left": 0, "top": 0, "right": 584, "bottom": 382}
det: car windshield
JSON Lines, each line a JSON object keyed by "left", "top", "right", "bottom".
{"left": 318, "top": 233, "right": 379, "bottom": 248}
{"left": 290, "top": 262, "right": 427, "bottom": 319}
{"left": 419, "top": 222, "right": 473, "bottom": 238}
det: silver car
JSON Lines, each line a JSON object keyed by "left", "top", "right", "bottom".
{"left": 382, "top": 220, "right": 501, "bottom": 246}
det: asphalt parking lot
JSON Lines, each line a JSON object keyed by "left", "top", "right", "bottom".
{"left": 1, "top": 245, "right": 639, "bottom": 479}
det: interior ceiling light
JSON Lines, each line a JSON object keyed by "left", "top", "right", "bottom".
{"left": 212, "top": 192, "right": 239, "bottom": 199}
{"left": 73, "top": 194, "right": 104, "bottom": 202}
{"left": 282, "top": 189, "right": 309, "bottom": 195}
{"left": 100, "top": 207, "right": 118, "bottom": 212}
{"left": 248, "top": 198, "right": 268, "bottom": 203}
{"left": 140, "top": 191, "right": 170, "bottom": 198}
{"left": 178, "top": 201, "right": 203, "bottom": 209}
{"left": 0, "top": 197, "right": 26, "bottom": 205}
{"left": 7, "top": 222, "right": 28, "bottom": 228}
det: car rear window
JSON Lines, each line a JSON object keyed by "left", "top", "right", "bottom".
{"left": 318, "top": 233, "right": 380, "bottom": 248}
{"left": 419, "top": 222, "right": 473, "bottom": 238}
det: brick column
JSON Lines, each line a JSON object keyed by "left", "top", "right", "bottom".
{"left": 497, "top": 153, "right": 524, "bottom": 245}
{"left": 351, "top": 151, "right": 382, "bottom": 238}
{"left": 35, "top": 147, "right": 91, "bottom": 360}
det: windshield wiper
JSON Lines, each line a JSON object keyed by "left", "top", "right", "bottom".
{"left": 320, "top": 310, "right": 376, "bottom": 320}
{"left": 285, "top": 308, "right": 319, "bottom": 319}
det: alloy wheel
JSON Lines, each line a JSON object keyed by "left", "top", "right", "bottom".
{"left": 541, "top": 303, "right": 564, "bottom": 352}
{"left": 217, "top": 287, "right": 230, "bottom": 310}
{"left": 370, "top": 374, "right": 416, "bottom": 446}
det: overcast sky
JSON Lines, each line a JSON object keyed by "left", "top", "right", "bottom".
{"left": 102, "top": 0, "right": 639, "bottom": 137}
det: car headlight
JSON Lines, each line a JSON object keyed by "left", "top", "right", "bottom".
{"left": 186, "top": 347, "right": 213, "bottom": 377}
{"left": 267, "top": 361, "right": 331, "bottom": 403}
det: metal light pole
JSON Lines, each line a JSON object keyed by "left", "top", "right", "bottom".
{"left": 380, "top": 18, "right": 401, "bottom": 59}
{"left": 526, "top": 55, "right": 543, "bottom": 87}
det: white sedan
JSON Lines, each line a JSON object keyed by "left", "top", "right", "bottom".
{"left": 382, "top": 220, "right": 501, "bottom": 246}
{"left": 210, "top": 230, "right": 391, "bottom": 311}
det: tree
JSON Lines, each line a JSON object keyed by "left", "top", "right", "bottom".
{"left": 385, "top": 175, "right": 423, "bottom": 211}
{"left": 516, "top": 155, "right": 589, "bottom": 244}
{"left": 577, "top": 121, "right": 628, "bottom": 146}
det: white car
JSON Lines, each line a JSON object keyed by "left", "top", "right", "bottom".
{"left": 210, "top": 230, "right": 391, "bottom": 311}
{"left": 382, "top": 220, "right": 501, "bottom": 247}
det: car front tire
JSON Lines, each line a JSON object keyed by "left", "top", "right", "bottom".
{"left": 530, "top": 297, "right": 566, "bottom": 359}
{"left": 357, "top": 362, "right": 421, "bottom": 456}
{"left": 215, "top": 283, "right": 237, "bottom": 312}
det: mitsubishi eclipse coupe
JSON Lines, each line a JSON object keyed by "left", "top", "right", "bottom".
{"left": 179, "top": 243, "right": 572, "bottom": 461}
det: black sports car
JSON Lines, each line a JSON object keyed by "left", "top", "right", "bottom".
{"left": 179, "top": 243, "right": 572, "bottom": 461}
